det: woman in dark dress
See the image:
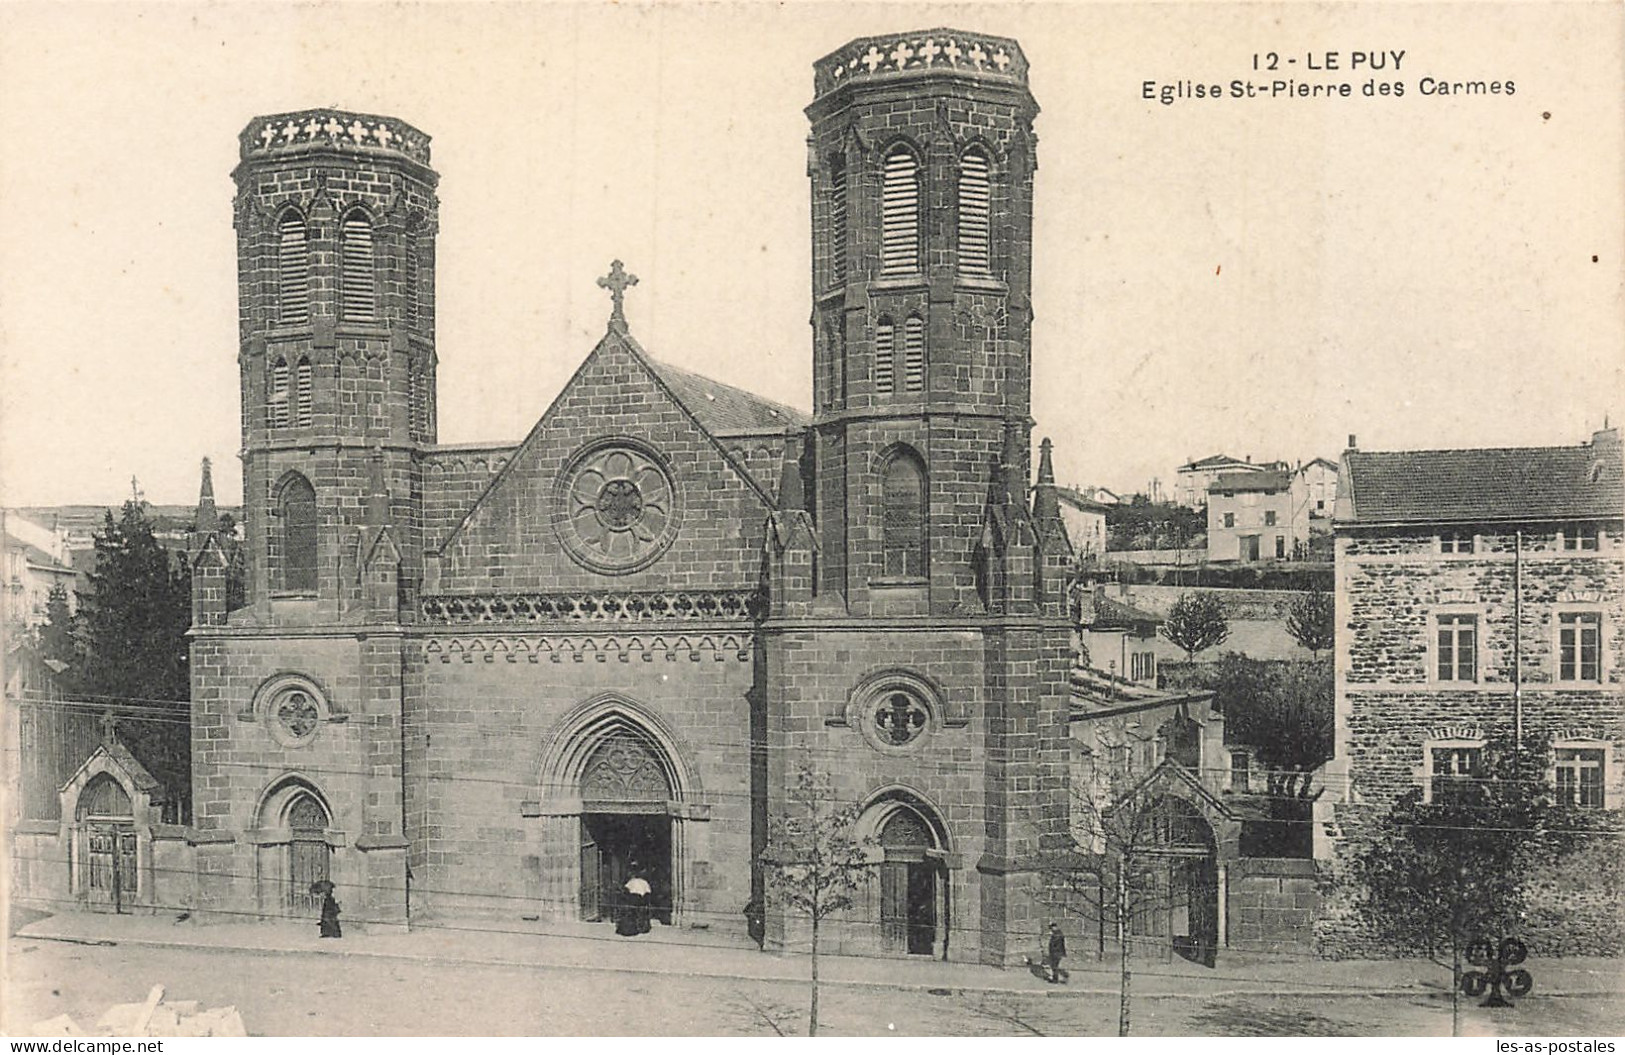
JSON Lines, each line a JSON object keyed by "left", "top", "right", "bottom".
{"left": 318, "top": 886, "right": 342, "bottom": 938}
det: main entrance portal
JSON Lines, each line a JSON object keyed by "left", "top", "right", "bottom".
{"left": 580, "top": 813, "right": 672, "bottom": 924}
{"left": 576, "top": 730, "right": 676, "bottom": 927}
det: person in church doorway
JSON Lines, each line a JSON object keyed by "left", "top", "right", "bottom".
{"left": 313, "top": 881, "right": 342, "bottom": 939}
{"left": 618, "top": 865, "right": 652, "bottom": 936}
{"left": 1045, "top": 922, "right": 1067, "bottom": 983}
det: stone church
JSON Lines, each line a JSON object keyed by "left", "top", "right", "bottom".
{"left": 178, "top": 28, "right": 1074, "bottom": 964}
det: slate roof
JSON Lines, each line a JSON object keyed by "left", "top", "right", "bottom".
{"left": 1341, "top": 431, "right": 1624, "bottom": 525}
{"left": 645, "top": 358, "right": 809, "bottom": 437}
{"left": 1210, "top": 470, "right": 1290, "bottom": 494}
{"left": 1088, "top": 594, "right": 1164, "bottom": 630}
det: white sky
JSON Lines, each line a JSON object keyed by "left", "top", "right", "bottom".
{"left": 1, "top": 2, "right": 1620, "bottom": 506}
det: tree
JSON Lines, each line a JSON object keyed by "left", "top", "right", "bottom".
{"left": 1212, "top": 655, "right": 1333, "bottom": 801}
{"left": 1039, "top": 728, "right": 1200, "bottom": 1036}
{"left": 1160, "top": 591, "right": 1229, "bottom": 660}
{"left": 758, "top": 764, "right": 871, "bottom": 1037}
{"left": 1285, "top": 588, "right": 1335, "bottom": 655}
{"left": 1344, "top": 742, "right": 1589, "bottom": 1036}
{"left": 37, "top": 582, "right": 80, "bottom": 673}
{"left": 74, "top": 501, "right": 193, "bottom": 812}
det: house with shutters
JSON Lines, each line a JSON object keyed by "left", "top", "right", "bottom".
{"left": 1320, "top": 427, "right": 1625, "bottom": 953}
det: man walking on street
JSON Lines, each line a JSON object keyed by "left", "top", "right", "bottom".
{"left": 1046, "top": 922, "right": 1067, "bottom": 983}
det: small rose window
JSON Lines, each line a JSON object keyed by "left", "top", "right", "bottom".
{"left": 277, "top": 690, "right": 320, "bottom": 740}
{"left": 873, "top": 691, "right": 929, "bottom": 746}
{"left": 258, "top": 675, "right": 329, "bottom": 748}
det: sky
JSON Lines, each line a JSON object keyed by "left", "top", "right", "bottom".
{"left": 1, "top": 1, "right": 1620, "bottom": 506}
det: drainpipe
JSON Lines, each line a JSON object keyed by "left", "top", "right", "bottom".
{"left": 1513, "top": 529, "right": 1523, "bottom": 754}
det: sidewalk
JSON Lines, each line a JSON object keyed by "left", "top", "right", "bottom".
{"left": 16, "top": 910, "right": 1623, "bottom": 1001}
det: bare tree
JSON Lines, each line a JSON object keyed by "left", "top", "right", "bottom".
{"left": 758, "top": 764, "right": 871, "bottom": 1037}
{"left": 1160, "top": 591, "right": 1230, "bottom": 661}
{"left": 1037, "top": 729, "right": 1204, "bottom": 1036}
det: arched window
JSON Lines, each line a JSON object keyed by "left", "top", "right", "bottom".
{"left": 829, "top": 156, "right": 848, "bottom": 287}
{"left": 277, "top": 209, "right": 309, "bottom": 324}
{"left": 294, "top": 357, "right": 313, "bottom": 427}
{"left": 277, "top": 474, "right": 318, "bottom": 593}
{"left": 409, "top": 366, "right": 430, "bottom": 436}
{"left": 881, "top": 450, "right": 927, "bottom": 578}
{"left": 881, "top": 145, "right": 921, "bottom": 276}
{"left": 403, "top": 220, "right": 422, "bottom": 333}
{"left": 874, "top": 318, "right": 896, "bottom": 394}
{"left": 957, "top": 148, "right": 992, "bottom": 275}
{"left": 267, "top": 357, "right": 290, "bottom": 429}
{"left": 902, "top": 315, "right": 926, "bottom": 393}
{"left": 339, "top": 209, "right": 376, "bottom": 322}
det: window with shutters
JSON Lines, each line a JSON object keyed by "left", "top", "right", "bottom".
{"left": 277, "top": 210, "right": 309, "bottom": 325}
{"left": 339, "top": 209, "right": 376, "bottom": 322}
{"left": 267, "top": 358, "right": 291, "bottom": 429}
{"left": 881, "top": 449, "right": 927, "bottom": 579}
{"left": 829, "top": 156, "right": 848, "bottom": 288}
{"left": 902, "top": 315, "right": 925, "bottom": 392}
{"left": 294, "top": 357, "right": 313, "bottom": 427}
{"left": 874, "top": 318, "right": 896, "bottom": 394}
{"left": 277, "top": 474, "right": 318, "bottom": 593}
{"left": 880, "top": 145, "right": 921, "bottom": 276}
{"left": 957, "top": 148, "right": 992, "bottom": 275}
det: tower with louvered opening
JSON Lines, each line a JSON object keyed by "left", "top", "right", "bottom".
{"left": 805, "top": 30, "right": 1039, "bottom": 612}
{"left": 231, "top": 110, "right": 440, "bottom": 621}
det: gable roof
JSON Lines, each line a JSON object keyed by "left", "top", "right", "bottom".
{"left": 644, "top": 358, "right": 809, "bottom": 437}
{"left": 1055, "top": 487, "right": 1110, "bottom": 514}
{"left": 1340, "top": 431, "right": 1624, "bottom": 526}
{"left": 1179, "top": 454, "right": 1259, "bottom": 473}
{"left": 1210, "top": 470, "right": 1290, "bottom": 494}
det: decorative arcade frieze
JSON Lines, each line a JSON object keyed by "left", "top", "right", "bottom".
{"left": 422, "top": 633, "right": 754, "bottom": 663}
{"left": 420, "top": 590, "right": 765, "bottom": 624}
{"left": 239, "top": 109, "right": 432, "bottom": 165}
{"left": 813, "top": 30, "right": 1028, "bottom": 98}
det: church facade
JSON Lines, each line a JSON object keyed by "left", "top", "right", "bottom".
{"left": 181, "top": 29, "right": 1074, "bottom": 964}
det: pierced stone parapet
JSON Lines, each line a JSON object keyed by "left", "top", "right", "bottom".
{"left": 240, "top": 110, "right": 431, "bottom": 165}
{"left": 420, "top": 589, "right": 766, "bottom": 624}
{"left": 422, "top": 633, "right": 754, "bottom": 663}
{"left": 813, "top": 29, "right": 1028, "bottom": 99}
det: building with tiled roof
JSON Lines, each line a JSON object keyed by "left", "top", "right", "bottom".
{"left": 1175, "top": 453, "right": 1266, "bottom": 508}
{"left": 1321, "top": 427, "right": 1625, "bottom": 956}
{"left": 1206, "top": 469, "right": 1306, "bottom": 563}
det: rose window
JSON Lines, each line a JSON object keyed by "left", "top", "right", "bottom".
{"left": 873, "top": 692, "right": 929, "bottom": 746}
{"left": 555, "top": 443, "right": 679, "bottom": 574}
{"left": 276, "top": 690, "right": 320, "bottom": 740}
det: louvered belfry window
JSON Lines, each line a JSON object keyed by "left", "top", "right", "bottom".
{"left": 874, "top": 319, "right": 896, "bottom": 394}
{"left": 409, "top": 368, "right": 429, "bottom": 435}
{"left": 278, "top": 211, "right": 309, "bottom": 324}
{"left": 403, "top": 227, "right": 421, "bottom": 333}
{"left": 881, "top": 146, "right": 921, "bottom": 276}
{"left": 340, "top": 210, "right": 376, "bottom": 321}
{"left": 881, "top": 452, "right": 927, "bottom": 578}
{"left": 902, "top": 316, "right": 925, "bottom": 392}
{"left": 958, "top": 149, "right": 992, "bottom": 275}
{"left": 294, "top": 357, "right": 313, "bottom": 427}
{"left": 268, "top": 358, "right": 291, "bottom": 428}
{"left": 830, "top": 157, "right": 848, "bottom": 287}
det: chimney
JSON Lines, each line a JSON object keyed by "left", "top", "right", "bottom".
{"left": 1347, "top": 434, "right": 1358, "bottom": 450}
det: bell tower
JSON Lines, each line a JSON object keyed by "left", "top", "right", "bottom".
{"left": 232, "top": 111, "right": 439, "bottom": 622}
{"left": 806, "top": 30, "right": 1038, "bottom": 615}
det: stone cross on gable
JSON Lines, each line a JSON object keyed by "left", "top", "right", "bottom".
{"left": 99, "top": 710, "right": 118, "bottom": 744}
{"left": 597, "top": 260, "right": 639, "bottom": 334}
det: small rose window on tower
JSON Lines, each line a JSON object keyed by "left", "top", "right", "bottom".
{"left": 873, "top": 691, "right": 929, "bottom": 746}
{"left": 257, "top": 675, "right": 330, "bottom": 748}
{"left": 277, "top": 690, "right": 320, "bottom": 741}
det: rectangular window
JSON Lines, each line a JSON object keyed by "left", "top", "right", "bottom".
{"left": 1275, "top": 536, "right": 1286, "bottom": 559}
{"left": 1265, "top": 510, "right": 1277, "bottom": 527}
{"left": 1230, "top": 751, "right": 1250, "bottom": 792}
{"left": 1436, "top": 614, "right": 1478, "bottom": 682}
{"left": 1439, "top": 532, "right": 1475, "bottom": 554}
{"left": 1563, "top": 528, "right": 1599, "bottom": 551}
{"left": 1555, "top": 747, "right": 1606, "bottom": 808}
{"left": 1559, "top": 613, "right": 1602, "bottom": 682}
{"left": 1223, "top": 512, "right": 1235, "bottom": 528}
{"left": 1430, "top": 745, "right": 1482, "bottom": 803}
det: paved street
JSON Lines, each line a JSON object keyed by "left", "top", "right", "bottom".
{"left": 7, "top": 936, "right": 1622, "bottom": 1037}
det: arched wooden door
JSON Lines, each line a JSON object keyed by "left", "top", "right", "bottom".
{"left": 77, "top": 775, "right": 136, "bottom": 913}
{"left": 578, "top": 732, "right": 675, "bottom": 926}
{"left": 878, "top": 807, "right": 944, "bottom": 957}
{"left": 287, "top": 793, "right": 331, "bottom": 918}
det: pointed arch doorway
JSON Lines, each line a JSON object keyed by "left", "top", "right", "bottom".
{"left": 577, "top": 732, "right": 675, "bottom": 926}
